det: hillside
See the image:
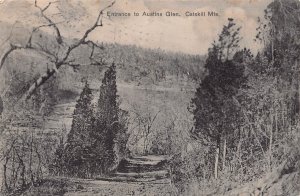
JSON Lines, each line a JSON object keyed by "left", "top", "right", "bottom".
{"left": 0, "top": 18, "right": 202, "bottom": 155}
{"left": 0, "top": 19, "right": 203, "bottom": 194}
{"left": 0, "top": 19, "right": 205, "bottom": 92}
{"left": 3, "top": 0, "right": 300, "bottom": 195}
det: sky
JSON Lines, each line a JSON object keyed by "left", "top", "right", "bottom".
{"left": 0, "top": 0, "right": 272, "bottom": 55}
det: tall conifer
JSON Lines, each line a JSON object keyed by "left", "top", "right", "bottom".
{"left": 64, "top": 81, "right": 94, "bottom": 177}
{"left": 190, "top": 19, "right": 247, "bottom": 179}
{"left": 94, "top": 63, "right": 119, "bottom": 173}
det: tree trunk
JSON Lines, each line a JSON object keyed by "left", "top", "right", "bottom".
{"left": 34, "top": 145, "right": 42, "bottom": 183}
{"left": 29, "top": 131, "right": 34, "bottom": 185}
{"left": 268, "top": 124, "right": 273, "bottom": 172}
{"left": 222, "top": 138, "right": 227, "bottom": 171}
{"left": 214, "top": 147, "right": 219, "bottom": 179}
{"left": 20, "top": 158, "right": 26, "bottom": 188}
{"left": 24, "top": 67, "right": 58, "bottom": 100}
{"left": 237, "top": 131, "right": 242, "bottom": 176}
{"left": 298, "top": 68, "right": 300, "bottom": 117}
{"left": 3, "top": 157, "right": 9, "bottom": 191}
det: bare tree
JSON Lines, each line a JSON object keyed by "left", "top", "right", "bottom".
{"left": 142, "top": 110, "right": 160, "bottom": 154}
{"left": 1, "top": 131, "right": 45, "bottom": 193}
{"left": 0, "top": 0, "right": 115, "bottom": 100}
{"left": 128, "top": 102, "right": 161, "bottom": 155}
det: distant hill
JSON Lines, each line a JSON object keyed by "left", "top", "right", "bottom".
{"left": 0, "top": 21, "right": 203, "bottom": 155}
{"left": 0, "top": 20, "right": 206, "bottom": 104}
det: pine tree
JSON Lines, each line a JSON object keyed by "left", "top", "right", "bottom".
{"left": 64, "top": 81, "right": 94, "bottom": 177}
{"left": 94, "top": 63, "right": 120, "bottom": 174}
{"left": 190, "top": 19, "right": 247, "bottom": 179}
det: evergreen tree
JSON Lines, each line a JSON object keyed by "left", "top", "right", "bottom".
{"left": 241, "top": 0, "right": 300, "bottom": 174}
{"left": 94, "top": 63, "right": 120, "bottom": 174}
{"left": 64, "top": 81, "right": 95, "bottom": 177}
{"left": 190, "top": 19, "right": 247, "bottom": 179}
{"left": 256, "top": 0, "right": 300, "bottom": 122}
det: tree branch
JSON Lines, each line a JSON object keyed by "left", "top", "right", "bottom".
{"left": 1, "top": 0, "right": 115, "bottom": 101}
{"left": 0, "top": 44, "right": 18, "bottom": 70}
{"left": 26, "top": 21, "right": 65, "bottom": 48}
{"left": 0, "top": 43, "right": 57, "bottom": 71}
{"left": 35, "top": 0, "right": 63, "bottom": 44}
{"left": 62, "top": 0, "right": 115, "bottom": 63}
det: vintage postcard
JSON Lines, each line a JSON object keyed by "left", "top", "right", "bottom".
{"left": 0, "top": 0, "right": 299, "bottom": 195}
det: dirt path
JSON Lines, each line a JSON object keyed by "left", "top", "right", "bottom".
{"left": 67, "top": 156, "right": 175, "bottom": 196}
{"left": 23, "top": 156, "right": 176, "bottom": 196}
{"left": 64, "top": 178, "right": 175, "bottom": 196}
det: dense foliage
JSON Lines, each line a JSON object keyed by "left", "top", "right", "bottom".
{"left": 93, "top": 63, "right": 121, "bottom": 174}
{"left": 171, "top": 0, "right": 300, "bottom": 195}
{"left": 190, "top": 19, "right": 247, "bottom": 179}
{"left": 51, "top": 63, "right": 129, "bottom": 178}
{"left": 2, "top": 0, "right": 300, "bottom": 195}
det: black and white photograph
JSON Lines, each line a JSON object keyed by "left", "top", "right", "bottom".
{"left": 0, "top": 0, "right": 299, "bottom": 195}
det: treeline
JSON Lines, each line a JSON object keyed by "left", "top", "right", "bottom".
{"left": 171, "top": 0, "right": 300, "bottom": 194}
{"left": 0, "top": 40, "right": 204, "bottom": 116}
{"left": 0, "top": 15, "right": 205, "bottom": 113}
{"left": 67, "top": 42, "right": 206, "bottom": 85}
{"left": 96, "top": 43, "right": 205, "bottom": 84}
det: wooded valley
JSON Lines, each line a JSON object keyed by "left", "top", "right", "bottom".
{"left": 0, "top": 0, "right": 300, "bottom": 195}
